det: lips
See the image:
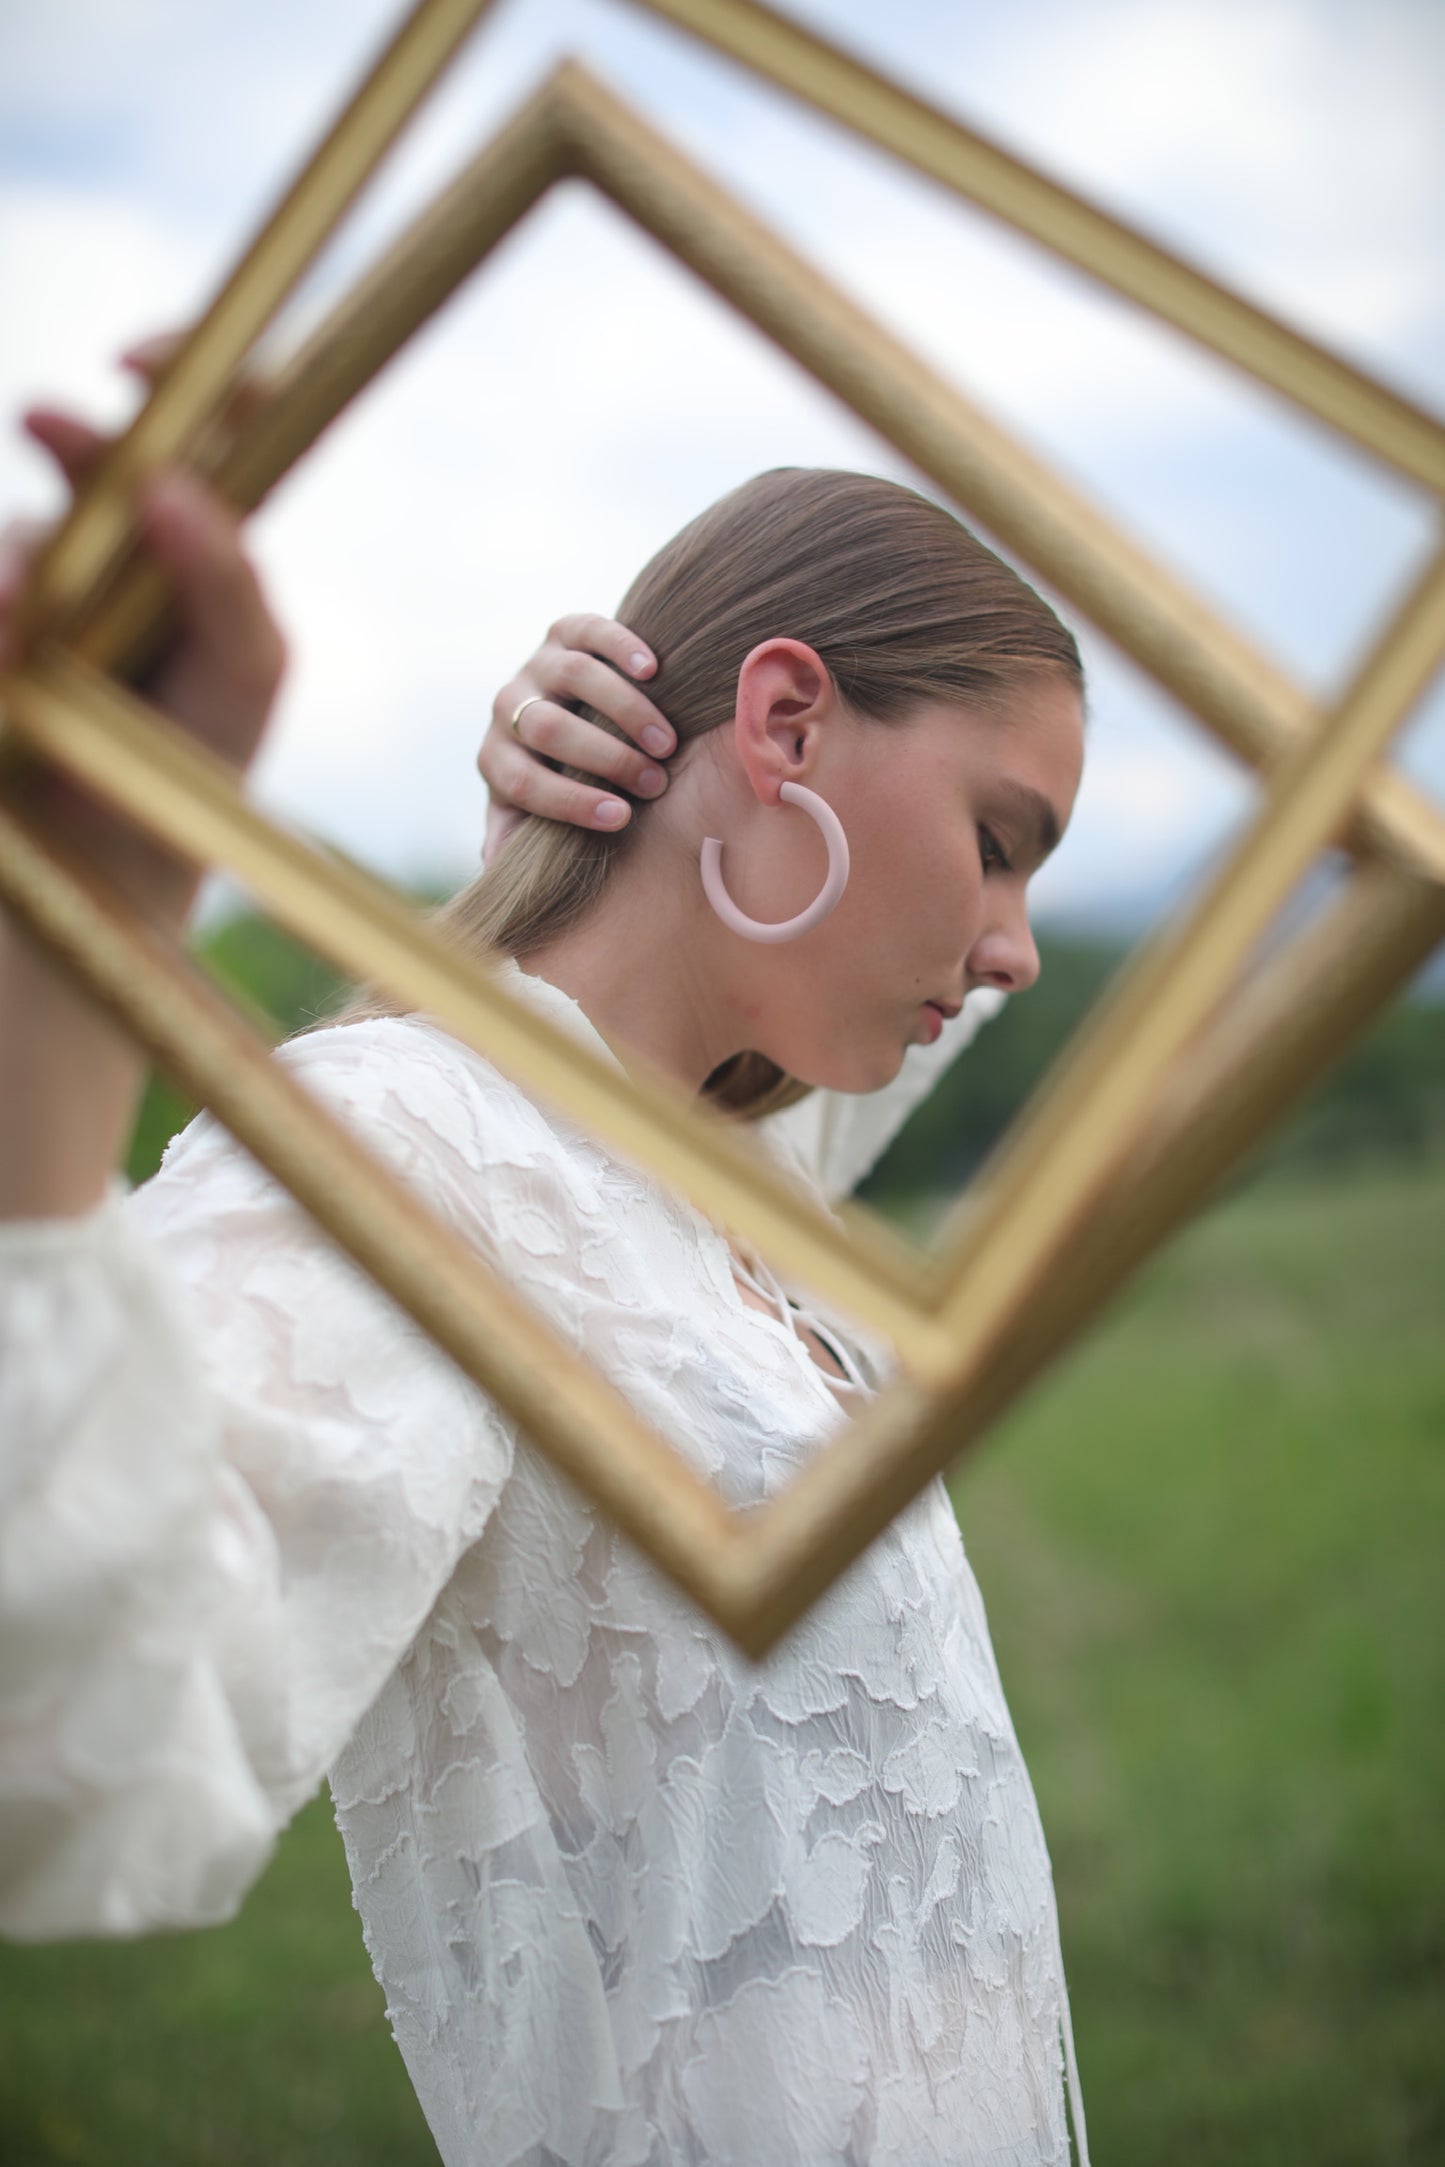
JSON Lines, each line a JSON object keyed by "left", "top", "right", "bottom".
{"left": 926, "top": 999, "right": 963, "bottom": 1020}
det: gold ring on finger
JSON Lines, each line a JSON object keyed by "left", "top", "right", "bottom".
{"left": 510, "top": 694, "right": 547, "bottom": 740}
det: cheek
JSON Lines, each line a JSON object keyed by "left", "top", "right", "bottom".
{"left": 864, "top": 821, "right": 978, "bottom": 940}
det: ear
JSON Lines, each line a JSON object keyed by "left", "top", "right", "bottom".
{"left": 731, "top": 639, "right": 836, "bottom": 806}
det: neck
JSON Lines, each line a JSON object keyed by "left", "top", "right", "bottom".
{"left": 516, "top": 853, "right": 761, "bottom": 1095}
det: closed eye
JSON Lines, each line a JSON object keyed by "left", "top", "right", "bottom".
{"left": 978, "top": 824, "right": 1013, "bottom": 875}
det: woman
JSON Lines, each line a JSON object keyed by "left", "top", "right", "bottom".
{"left": 0, "top": 392, "right": 1087, "bottom": 2163}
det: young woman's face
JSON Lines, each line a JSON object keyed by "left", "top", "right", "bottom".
{"left": 735, "top": 665, "right": 1086, "bottom": 1095}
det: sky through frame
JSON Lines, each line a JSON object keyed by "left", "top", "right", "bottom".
{"left": 1, "top": 0, "right": 1441, "bottom": 951}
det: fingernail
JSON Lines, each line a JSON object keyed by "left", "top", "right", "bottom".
{"left": 637, "top": 764, "right": 666, "bottom": 794}
{"left": 596, "top": 799, "right": 629, "bottom": 827}
{"left": 641, "top": 725, "right": 672, "bottom": 756}
{"left": 630, "top": 651, "right": 653, "bottom": 675}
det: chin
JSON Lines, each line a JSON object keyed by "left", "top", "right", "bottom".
{"left": 781, "top": 1035, "right": 908, "bottom": 1097}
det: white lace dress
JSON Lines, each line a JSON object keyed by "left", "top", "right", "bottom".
{"left": 0, "top": 959, "right": 1088, "bottom": 2166}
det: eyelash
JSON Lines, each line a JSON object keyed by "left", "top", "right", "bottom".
{"left": 978, "top": 824, "right": 1012, "bottom": 875}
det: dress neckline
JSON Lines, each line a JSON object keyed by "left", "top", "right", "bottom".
{"left": 725, "top": 1238, "right": 871, "bottom": 1400}
{"left": 410, "top": 965, "right": 876, "bottom": 1408}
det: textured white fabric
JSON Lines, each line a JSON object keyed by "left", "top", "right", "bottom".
{"left": 0, "top": 961, "right": 1088, "bottom": 2165}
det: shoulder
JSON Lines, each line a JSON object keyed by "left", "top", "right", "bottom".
{"left": 279, "top": 1014, "right": 532, "bottom": 1158}
{"left": 147, "top": 1014, "right": 597, "bottom": 1244}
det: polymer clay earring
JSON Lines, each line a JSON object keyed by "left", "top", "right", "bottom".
{"left": 700, "top": 781, "right": 850, "bottom": 943}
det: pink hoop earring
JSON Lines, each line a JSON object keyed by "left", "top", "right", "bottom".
{"left": 699, "top": 781, "right": 850, "bottom": 944}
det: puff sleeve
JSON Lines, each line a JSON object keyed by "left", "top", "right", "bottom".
{"left": 0, "top": 1026, "right": 518, "bottom": 1941}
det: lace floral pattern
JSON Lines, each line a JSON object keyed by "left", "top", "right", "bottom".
{"left": 0, "top": 964, "right": 1085, "bottom": 2164}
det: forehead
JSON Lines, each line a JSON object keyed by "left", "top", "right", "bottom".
{"left": 915, "top": 676, "right": 1085, "bottom": 800}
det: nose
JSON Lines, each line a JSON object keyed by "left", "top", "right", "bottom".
{"left": 967, "top": 895, "right": 1040, "bottom": 995}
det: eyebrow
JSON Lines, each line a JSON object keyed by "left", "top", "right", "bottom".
{"left": 993, "top": 779, "right": 1063, "bottom": 866}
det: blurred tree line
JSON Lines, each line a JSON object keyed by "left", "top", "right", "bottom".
{"left": 860, "top": 929, "right": 1445, "bottom": 1207}
{"left": 127, "top": 907, "right": 1445, "bottom": 1200}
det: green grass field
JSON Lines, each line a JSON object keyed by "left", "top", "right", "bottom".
{"left": 1, "top": 1158, "right": 1440, "bottom": 2164}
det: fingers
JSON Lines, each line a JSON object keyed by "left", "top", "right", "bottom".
{"left": 515, "top": 619, "right": 674, "bottom": 757}
{"left": 8, "top": 380, "right": 281, "bottom": 695}
{"left": 23, "top": 326, "right": 270, "bottom": 512}
{"left": 136, "top": 469, "right": 285, "bottom": 711}
{"left": 20, "top": 325, "right": 181, "bottom": 482}
{"left": 119, "top": 330, "right": 184, "bottom": 381}
{"left": 484, "top": 688, "right": 669, "bottom": 807}
{"left": 480, "top": 724, "right": 636, "bottom": 835}
{"left": 480, "top": 608, "right": 680, "bottom": 837}
{"left": 5, "top": 360, "right": 284, "bottom": 772}
{"left": 22, "top": 405, "right": 110, "bottom": 489}
{"left": 546, "top": 611, "right": 657, "bottom": 687}
{"left": 528, "top": 614, "right": 668, "bottom": 744}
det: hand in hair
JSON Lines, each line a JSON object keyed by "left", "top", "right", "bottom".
{"left": 479, "top": 615, "right": 676, "bottom": 867}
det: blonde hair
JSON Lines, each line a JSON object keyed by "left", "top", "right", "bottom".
{"left": 339, "top": 467, "right": 1083, "bottom": 1118}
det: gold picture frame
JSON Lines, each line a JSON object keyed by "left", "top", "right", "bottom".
{"left": 1, "top": 0, "right": 1441, "bottom": 1655}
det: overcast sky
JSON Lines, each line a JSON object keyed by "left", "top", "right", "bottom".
{"left": 2, "top": 0, "right": 1442, "bottom": 974}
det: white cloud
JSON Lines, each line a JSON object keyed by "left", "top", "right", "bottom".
{"left": 989, "top": 0, "right": 1444, "bottom": 320}
{"left": 0, "top": 0, "right": 1439, "bottom": 920}
{"left": 244, "top": 183, "right": 908, "bottom": 870}
{"left": 0, "top": 188, "right": 210, "bottom": 487}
